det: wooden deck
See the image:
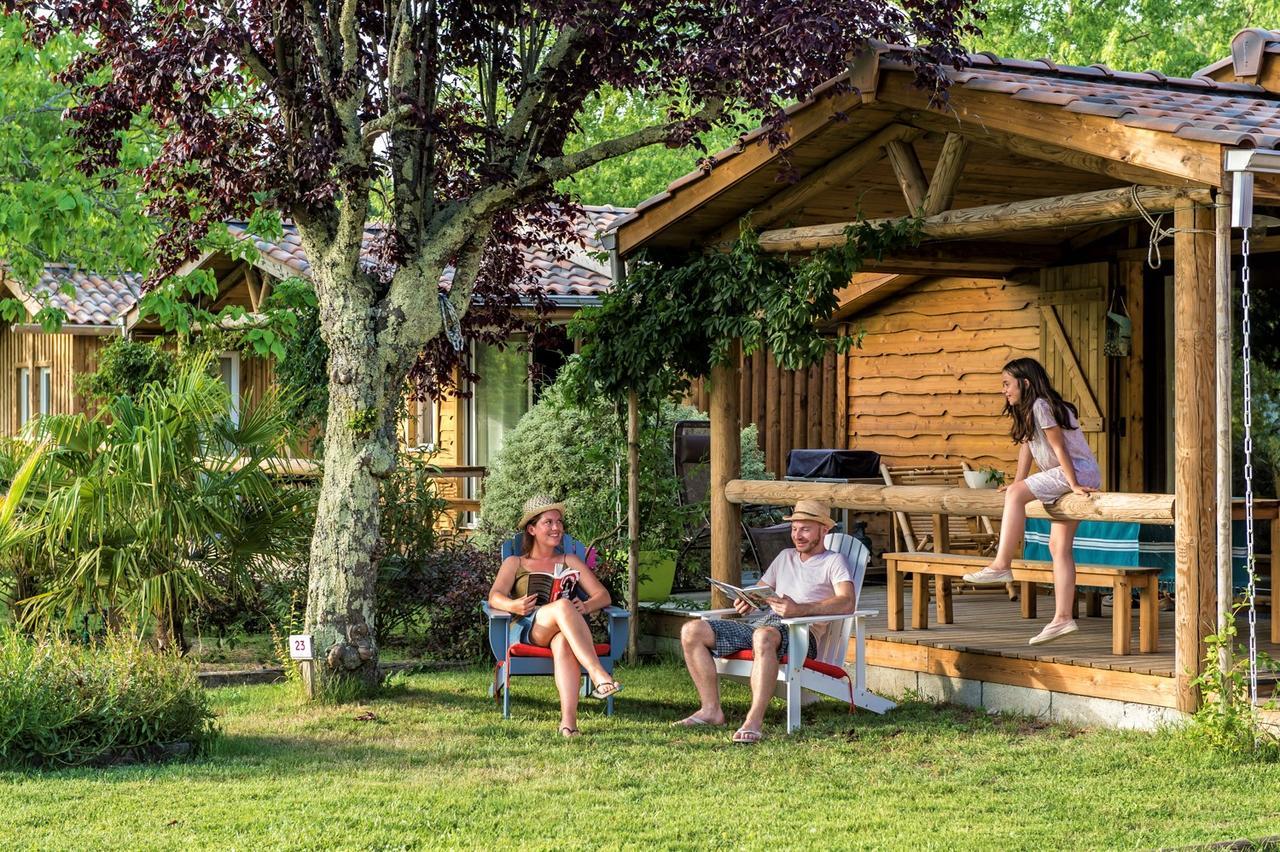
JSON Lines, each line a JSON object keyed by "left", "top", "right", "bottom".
{"left": 857, "top": 581, "right": 1277, "bottom": 708}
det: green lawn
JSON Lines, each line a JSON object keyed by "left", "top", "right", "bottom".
{"left": 4, "top": 663, "right": 1279, "bottom": 850}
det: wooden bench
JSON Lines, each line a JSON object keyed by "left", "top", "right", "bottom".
{"left": 884, "top": 552, "right": 1162, "bottom": 655}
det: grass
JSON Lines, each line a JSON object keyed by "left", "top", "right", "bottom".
{"left": 4, "top": 662, "right": 1280, "bottom": 850}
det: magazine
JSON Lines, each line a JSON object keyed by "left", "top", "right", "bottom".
{"left": 525, "top": 562, "right": 581, "bottom": 606}
{"left": 707, "top": 578, "right": 771, "bottom": 610}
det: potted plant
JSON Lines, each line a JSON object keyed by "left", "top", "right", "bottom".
{"left": 964, "top": 467, "right": 1007, "bottom": 489}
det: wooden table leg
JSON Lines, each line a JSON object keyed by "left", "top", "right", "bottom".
{"left": 1085, "top": 589, "right": 1103, "bottom": 618}
{"left": 937, "top": 576, "right": 953, "bottom": 624}
{"left": 1071, "top": 591, "right": 1080, "bottom": 620}
{"left": 887, "top": 560, "right": 903, "bottom": 631}
{"left": 912, "top": 571, "right": 930, "bottom": 630}
{"left": 1139, "top": 573, "right": 1158, "bottom": 653}
{"left": 1020, "top": 581, "right": 1037, "bottom": 619}
{"left": 932, "top": 515, "right": 952, "bottom": 624}
{"left": 1112, "top": 578, "right": 1132, "bottom": 655}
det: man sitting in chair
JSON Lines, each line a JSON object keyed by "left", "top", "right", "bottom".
{"left": 675, "top": 499, "right": 855, "bottom": 744}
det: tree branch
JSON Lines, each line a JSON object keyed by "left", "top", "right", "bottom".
{"left": 362, "top": 105, "right": 414, "bottom": 152}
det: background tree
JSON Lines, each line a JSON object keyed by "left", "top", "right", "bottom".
{"left": 970, "top": 0, "right": 1280, "bottom": 76}
{"left": 25, "top": 0, "right": 979, "bottom": 696}
{"left": 0, "top": 13, "right": 153, "bottom": 327}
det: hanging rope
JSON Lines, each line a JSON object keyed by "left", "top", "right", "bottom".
{"left": 1240, "top": 226, "right": 1260, "bottom": 706}
{"left": 1130, "top": 186, "right": 1217, "bottom": 270}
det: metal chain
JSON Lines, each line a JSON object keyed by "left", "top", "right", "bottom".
{"left": 1241, "top": 226, "right": 1259, "bottom": 706}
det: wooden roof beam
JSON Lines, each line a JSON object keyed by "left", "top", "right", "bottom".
{"left": 880, "top": 72, "right": 1221, "bottom": 188}
{"left": 708, "top": 122, "right": 922, "bottom": 245}
{"left": 831, "top": 273, "right": 923, "bottom": 319}
{"left": 755, "top": 184, "right": 1213, "bottom": 253}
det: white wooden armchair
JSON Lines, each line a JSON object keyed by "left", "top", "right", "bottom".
{"left": 697, "top": 532, "right": 896, "bottom": 733}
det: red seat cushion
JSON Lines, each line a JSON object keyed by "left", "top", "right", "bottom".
{"left": 722, "top": 650, "right": 848, "bottom": 680}
{"left": 509, "top": 642, "right": 611, "bottom": 658}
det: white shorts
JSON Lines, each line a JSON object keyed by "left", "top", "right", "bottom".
{"left": 1024, "top": 467, "right": 1101, "bottom": 505}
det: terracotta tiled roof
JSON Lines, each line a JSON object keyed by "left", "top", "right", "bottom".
{"left": 227, "top": 204, "right": 628, "bottom": 300}
{"left": 26, "top": 265, "right": 141, "bottom": 326}
{"left": 5, "top": 207, "right": 627, "bottom": 326}
{"left": 612, "top": 43, "right": 1280, "bottom": 232}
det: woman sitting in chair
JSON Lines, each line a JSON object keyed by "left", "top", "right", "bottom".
{"left": 488, "top": 494, "right": 622, "bottom": 737}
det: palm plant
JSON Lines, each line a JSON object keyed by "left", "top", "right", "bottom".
{"left": 19, "top": 353, "right": 315, "bottom": 650}
{"left": 0, "top": 438, "right": 48, "bottom": 620}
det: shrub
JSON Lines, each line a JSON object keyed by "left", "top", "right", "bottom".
{"left": 75, "top": 336, "right": 175, "bottom": 406}
{"left": 0, "top": 628, "right": 218, "bottom": 769}
{"left": 476, "top": 368, "right": 769, "bottom": 552}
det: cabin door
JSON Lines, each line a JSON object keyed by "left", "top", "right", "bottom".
{"left": 1039, "top": 262, "right": 1112, "bottom": 489}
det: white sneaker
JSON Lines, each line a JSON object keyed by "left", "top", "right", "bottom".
{"left": 962, "top": 566, "right": 1014, "bottom": 584}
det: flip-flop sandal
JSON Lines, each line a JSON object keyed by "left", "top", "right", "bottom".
{"left": 558, "top": 726, "right": 581, "bottom": 738}
{"left": 590, "top": 681, "right": 622, "bottom": 700}
{"left": 731, "top": 728, "right": 763, "bottom": 745}
{"left": 672, "top": 715, "right": 723, "bottom": 727}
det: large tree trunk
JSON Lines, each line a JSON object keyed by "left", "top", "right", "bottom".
{"left": 303, "top": 259, "right": 404, "bottom": 698}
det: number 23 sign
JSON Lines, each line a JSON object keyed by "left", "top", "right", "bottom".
{"left": 288, "top": 634, "right": 314, "bottom": 661}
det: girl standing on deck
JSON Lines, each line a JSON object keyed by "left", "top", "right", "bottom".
{"left": 962, "top": 357, "right": 1101, "bottom": 645}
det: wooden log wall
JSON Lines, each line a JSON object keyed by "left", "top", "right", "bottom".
{"left": 687, "top": 343, "right": 846, "bottom": 477}
{"left": 847, "top": 276, "right": 1039, "bottom": 473}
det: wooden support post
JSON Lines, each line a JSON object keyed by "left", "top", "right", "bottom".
{"left": 627, "top": 390, "right": 640, "bottom": 664}
{"left": 1174, "top": 200, "right": 1217, "bottom": 713}
{"left": 836, "top": 326, "right": 850, "bottom": 449}
{"left": 1118, "top": 259, "right": 1145, "bottom": 491}
{"left": 923, "top": 133, "right": 969, "bottom": 216}
{"left": 884, "top": 139, "right": 928, "bottom": 213}
{"left": 1214, "top": 197, "right": 1234, "bottom": 686}
{"left": 709, "top": 340, "right": 743, "bottom": 609}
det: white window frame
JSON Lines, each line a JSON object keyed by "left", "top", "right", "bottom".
{"left": 38, "top": 366, "right": 51, "bottom": 417}
{"left": 17, "top": 367, "right": 30, "bottom": 427}
{"left": 404, "top": 396, "right": 437, "bottom": 453}
{"left": 219, "top": 351, "right": 241, "bottom": 426}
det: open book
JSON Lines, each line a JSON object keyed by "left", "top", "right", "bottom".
{"left": 708, "top": 578, "right": 771, "bottom": 610}
{"left": 525, "top": 563, "right": 581, "bottom": 606}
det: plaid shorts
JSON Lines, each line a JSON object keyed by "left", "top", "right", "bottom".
{"left": 707, "top": 614, "right": 817, "bottom": 661}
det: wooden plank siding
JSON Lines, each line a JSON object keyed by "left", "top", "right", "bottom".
{"left": 848, "top": 276, "right": 1039, "bottom": 473}
{"left": 0, "top": 327, "right": 113, "bottom": 436}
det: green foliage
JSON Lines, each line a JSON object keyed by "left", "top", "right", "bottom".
{"left": 259, "top": 277, "right": 328, "bottom": 438}
{"left": 1233, "top": 356, "right": 1280, "bottom": 498}
{"left": 8, "top": 354, "right": 315, "bottom": 646}
{"left": 476, "top": 368, "right": 768, "bottom": 553}
{"left": 377, "top": 542, "right": 499, "bottom": 661}
{"left": 347, "top": 407, "right": 378, "bottom": 437}
{"left": 0, "top": 13, "right": 155, "bottom": 328}
{"left": 1181, "top": 607, "right": 1280, "bottom": 762}
{"left": 0, "top": 628, "right": 217, "bottom": 769}
{"left": 557, "top": 87, "right": 752, "bottom": 207}
{"left": 568, "top": 221, "right": 915, "bottom": 410}
{"left": 970, "top": 0, "right": 1275, "bottom": 76}
{"left": 75, "top": 337, "right": 176, "bottom": 405}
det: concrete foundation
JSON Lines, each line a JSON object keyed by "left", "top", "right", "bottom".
{"left": 864, "top": 664, "right": 1187, "bottom": 731}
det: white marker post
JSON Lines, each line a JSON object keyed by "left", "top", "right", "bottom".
{"left": 288, "top": 634, "right": 314, "bottom": 695}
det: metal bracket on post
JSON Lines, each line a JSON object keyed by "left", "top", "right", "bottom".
{"left": 1225, "top": 148, "right": 1280, "bottom": 227}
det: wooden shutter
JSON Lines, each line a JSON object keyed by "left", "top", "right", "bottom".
{"left": 1039, "top": 262, "right": 1111, "bottom": 488}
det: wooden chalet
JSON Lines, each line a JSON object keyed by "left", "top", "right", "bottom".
{"left": 0, "top": 207, "right": 627, "bottom": 513}
{"left": 613, "top": 30, "right": 1280, "bottom": 722}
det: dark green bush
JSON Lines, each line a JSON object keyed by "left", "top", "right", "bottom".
{"left": 0, "top": 629, "right": 218, "bottom": 769}
{"left": 75, "top": 336, "right": 175, "bottom": 405}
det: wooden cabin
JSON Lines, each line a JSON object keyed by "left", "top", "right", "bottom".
{"left": 613, "top": 30, "right": 1280, "bottom": 724}
{"left": 0, "top": 207, "right": 627, "bottom": 512}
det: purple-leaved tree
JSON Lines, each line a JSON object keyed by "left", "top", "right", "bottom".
{"left": 21, "top": 0, "right": 977, "bottom": 696}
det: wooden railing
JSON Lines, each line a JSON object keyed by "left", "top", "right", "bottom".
{"left": 723, "top": 480, "right": 1175, "bottom": 524}
{"left": 255, "top": 456, "right": 486, "bottom": 517}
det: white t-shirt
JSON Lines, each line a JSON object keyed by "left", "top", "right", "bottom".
{"left": 761, "top": 549, "right": 854, "bottom": 605}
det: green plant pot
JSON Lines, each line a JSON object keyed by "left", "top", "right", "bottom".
{"left": 636, "top": 549, "right": 677, "bottom": 602}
